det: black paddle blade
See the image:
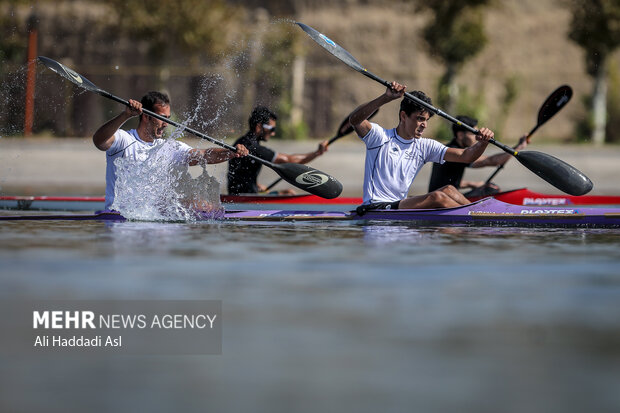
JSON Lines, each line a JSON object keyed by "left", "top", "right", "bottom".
{"left": 296, "top": 22, "right": 365, "bottom": 73}
{"left": 538, "top": 85, "right": 572, "bottom": 126}
{"left": 38, "top": 56, "right": 101, "bottom": 93}
{"left": 272, "top": 163, "right": 343, "bottom": 199}
{"left": 333, "top": 108, "right": 379, "bottom": 143}
{"left": 335, "top": 113, "right": 355, "bottom": 138}
{"left": 515, "top": 151, "right": 593, "bottom": 196}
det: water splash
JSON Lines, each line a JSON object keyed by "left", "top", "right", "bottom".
{"left": 183, "top": 74, "right": 233, "bottom": 132}
{"left": 111, "top": 137, "right": 223, "bottom": 222}
{"left": 0, "top": 67, "right": 27, "bottom": 137}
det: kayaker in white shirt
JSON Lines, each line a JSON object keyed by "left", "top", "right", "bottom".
{"left": 92, "top": 91, "right": 248, "bottom": 210}
{"left": 349, "top": 81, "right": 494, "bottom": 212}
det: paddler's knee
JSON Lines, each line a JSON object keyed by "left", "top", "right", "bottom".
{"left": 427, "top": 190, "right": 446, "bottom": 204}
{"left": 438, "top": 184, "right": 459, "bottom": 195}
{"left": 427, "top": 190, "right": 458, "bottom": 208}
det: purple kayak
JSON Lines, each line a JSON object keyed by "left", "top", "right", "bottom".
{"left": 2, "top": 198, "right": 620, "bottom": 227}
{"left": 224, "top": 198, "right": 620, "bottom": 227}
{"left": 353, "top": 197, "right": 620, "bottom": 226}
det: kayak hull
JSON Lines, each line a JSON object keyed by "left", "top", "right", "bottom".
{"left": 2, "top": 198, "right": 620, "bottom": 227}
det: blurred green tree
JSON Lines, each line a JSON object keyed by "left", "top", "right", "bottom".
{"left": 413, "top": 0, "right": 492, "bottom": 113}
{"left": 253, "top": 22, "right": 308, "bottom": 140}
{"left": 568, "top": 0, "right": 620, "bottom": 144}
{"left": 107, "top": 0, "right": 244, "bottom": 64}
{"left": 0, "top": 0, "right": 38, "bottom": 136}
{"left": 0, "top": 0, "right": 31, "bottom": 73}
{"left": 606, "top": 60, "right": 620, "bottom": 143}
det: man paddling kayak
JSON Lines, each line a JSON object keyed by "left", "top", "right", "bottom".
{"left": 93, "top": 91, "right": 249, "bottom": 211}
{"left": 349, "top": 82, "right": 495, "bottom": 213}
{"left": 428, "top": 115, "right": 528, "bottom": 197}
{"left": 227, "top": 106, "right": 329, "bottom": 195}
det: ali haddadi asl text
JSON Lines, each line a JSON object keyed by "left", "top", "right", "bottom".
{"left": 34, "top": 335, "right": 121, "bottom": 348}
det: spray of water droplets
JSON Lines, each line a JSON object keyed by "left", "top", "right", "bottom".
{"left": 0, "top": 67, "right": 27, "bottom": 138}
{"left": 111, "top": 134, "right": 224, "bottom": 222}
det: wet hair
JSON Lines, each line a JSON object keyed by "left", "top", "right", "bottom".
{"left": 399, "top": 90, "right": 434, "bottom": 118}
{"left": 452, "top": 115, "right": 478, "bottom": 136}
{"left": 140, "top": 91, "right": 170, "bottom": 112}
{"left": 249, "top": 106, "right": 277, "bottom": 130}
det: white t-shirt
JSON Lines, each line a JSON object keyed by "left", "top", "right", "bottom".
{"left": 104, "top": 129, "right": 192, "bottom": 210}
{"left": 360, "top": 123, "right": 448, "bottom": 205}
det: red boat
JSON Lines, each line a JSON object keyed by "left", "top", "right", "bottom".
{"left": 220, "top": 193, "right": 362, "bottom": 205}
{"left": 469, "top": 188, "right": 620, "bottom": 206}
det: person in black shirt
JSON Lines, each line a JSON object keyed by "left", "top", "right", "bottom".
{"left": 227, "top": 106, "right": 329, "bottom": 195}
{"left": 428, "top": 115, "right": 527, "bottom": 196}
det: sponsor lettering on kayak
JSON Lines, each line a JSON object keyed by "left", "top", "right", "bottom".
{"left": 520, "top": 209, "right": 577, "bottom": 215}
{"left": 523, "top": 197, "right": 570, "bottom": 206}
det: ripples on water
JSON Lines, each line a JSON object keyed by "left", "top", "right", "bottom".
{"left": 1, "top": 219, "right": 620, "bottom": 413}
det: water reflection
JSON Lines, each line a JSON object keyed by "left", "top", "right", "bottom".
{"left": 359, "top": 221, "right": 620, "bottom": 247}
{"left": 361, "top": 223, "right": 428, "bottom": 244}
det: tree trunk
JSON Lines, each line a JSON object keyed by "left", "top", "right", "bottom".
{"left": 447, "top": 68, "right": 458, "bottom": 115}
{"left": 242, "top": 9, "right": 269, "bottom": 116}
{"left": 591, "top": 57, "right": 607, "bottom": 145}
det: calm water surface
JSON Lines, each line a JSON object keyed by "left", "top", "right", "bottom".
{"left": 1, "top": 218, "right": 620, "bottom": 413}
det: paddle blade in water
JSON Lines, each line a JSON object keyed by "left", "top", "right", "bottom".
{"left": 272, "top": 163, "right": 343, "bottom": 199}
{"left": 515, "top": 151, "right": 593, "bottom": 196}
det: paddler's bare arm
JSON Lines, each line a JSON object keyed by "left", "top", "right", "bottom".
{"left": 187, "top": 144, "right": 249, "bottom": 166}
{"left": 273, "top": 140, "right": 328, "bottom": 164}
{"left": 92, "top": 100, "right": 142, "bottom": 151}
{"left": 444, "top": 127, "right": 495, "bottom": 163}
{"left": 349, "top": 81, "right": 406, "bottom": 137}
